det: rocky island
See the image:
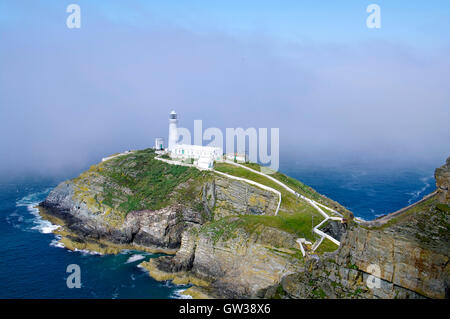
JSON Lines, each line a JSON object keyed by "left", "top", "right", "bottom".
{"left": 38, "top": 149, "right": 450, "bottom": 299}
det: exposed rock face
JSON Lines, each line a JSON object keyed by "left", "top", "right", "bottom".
{"left": 40, "top": 173, "right": 280, "bottom": 252}
{"left": 339, "top": 213, "right": 449, "bottom": 298}
{"left": 269, "top": 215, "right": 449, "bottom": 299}
{"left": 268, "top": 165, "right": 450, "bottom": 299}
{"left": 122, "top": 206, "right": 198, "bottom": 249}
{"left": 144, "top": 224, "right": 304, "bottom": 298}
{"left": 40, "top": 181, "right": 199, "bottom": 250}
{"left": 322, "top": 220, "right": 347, "bottom": 242}
{"left": 274, "top": 251, "right": 426, "bottom": 299}
{"left": 435, "top": 157, "right": 450, "bottom": 204}
{"left": 40, "top": 151, "right": 450, "bottom": 299}
{"left": 275, "top": 212, "right": 449, "bottom": 299}
{"left": 213, "top": 177, "right": 279, "bottom": 219}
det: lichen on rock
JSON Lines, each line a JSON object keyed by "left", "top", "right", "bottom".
{"left": 38, "top": 149, "right": 450, "bottom": 299}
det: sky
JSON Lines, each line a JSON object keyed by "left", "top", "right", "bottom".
{"left": 0, "top": 0, "right": 449, "bottom": 180}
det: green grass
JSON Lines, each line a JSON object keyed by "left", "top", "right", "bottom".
{"left": 315, "top": 238, "right": 339, "bottom": 254}
{"left": 200, "top": 213, "right": 318, "bottom": 246}
{"left": 215, "top": 163, "right": 323, "bottom": 213}
{"left": 372, "top": 194, "right": 438, "bottom": 230}
{"left": 242, "top": 162, "right": 261, "bottom": 171}
{"left": 238, "top": 214, "right": 320, "bottom": 239}
{"left": 214, "top": 163, "right": 325, "bottom": 241}
{"left": 347, "top": 263, "right": 358, "bottom": 270}
{"left": 269, "top": 172, "right": 350, "bottom": 217}
{"left": 220, "top": 161, "right": 350, "bottom": 217}
{"left": 311, "top": 288, "right": 327, "bottom": 299}
{"left": 97, "top": 148, "right": 211, "bottom": 213}
{"left": 74, "top": 152, "right": 348, "bottom": 245}
{"left": 271, "top": 285, "right": 287, "bottom": 299}
{"left": 436, "top": 203, "right": 450, "bottom": 213}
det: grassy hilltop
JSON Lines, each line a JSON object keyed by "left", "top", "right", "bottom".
{"left": 41, "top": 149, "right": 449, "bottom": 298}
{"left": 69, "top": 148, "right": 349, "bottom": 251}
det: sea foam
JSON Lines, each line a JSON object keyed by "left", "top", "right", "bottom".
{"left": 16, "top": 188, "right": 60, "bottom": 234}
{"left": 172, "top": 289, "right": 193, "bottom": 299}
{"left": 407, "top": 175, "right": 433, "bottom": 204}
{"left": 126, "top": 254, "right": 145, "bottom": 264}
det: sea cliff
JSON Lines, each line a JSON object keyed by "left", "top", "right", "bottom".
{"left": 39, "top": 149, "right": 450, "bottom": 299}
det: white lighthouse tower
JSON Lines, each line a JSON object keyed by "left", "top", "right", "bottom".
{"left": 168, "top": 110, "right": 178, "bottom": 152}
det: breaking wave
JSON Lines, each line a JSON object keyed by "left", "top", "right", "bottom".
{"left": 15, "top": 188, "right": 60, "bottom": 234}
{"left": 171, "top": 289, "right": 192, "bottom": 299}
{"left": 126, "top": 254, "right": 145, "bottom": 264}
{"left": 50, "top": 235, "right": 65, "bottom": 249}
{"left": 407, "top": 176, "right": 433, "bottom": 204}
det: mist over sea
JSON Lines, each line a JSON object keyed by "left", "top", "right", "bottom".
{"left": 281, "top": 160, "right": 436, "bottom": 220}
{"left": 0, "top": 160, "right": 437, "bottom": 298}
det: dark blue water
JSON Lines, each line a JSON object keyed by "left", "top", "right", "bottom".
{"left": 0, "top": 162, "right": 437, "bottom": 298}
{"left": 0, "top": 182, "right": 190, "bottom": 298}
{"left": 281, "top": 161, "right": 437, "bottom": 220}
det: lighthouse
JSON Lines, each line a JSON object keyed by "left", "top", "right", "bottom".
{"left": 168, "top": 110, "right": 178, "bottom": 151}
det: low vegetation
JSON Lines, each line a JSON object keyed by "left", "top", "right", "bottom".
{"left": 214, "top": 162, "right": 329, "bottom": 242}
{"left": 72, "top": 151, "right": 343, "bottom": 250}
{"left": 201, "top": 213, "right": 320, "bottom": 243}
{"left": 74, "top": 148, "right": 212, "bottom": 215}
{"left": 314, "top": 238, "right": 339, "bottom": 254}
{"left": 242, "top": 162, "right": 261, "bottom": 171}
{"left": 371, "top": 195, "right": 438, "bottom": 230}
{"left": 217, "top": 162, "right": 349, "bottom": 217}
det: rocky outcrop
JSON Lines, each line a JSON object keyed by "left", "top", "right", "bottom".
{"left": 39, "top": 149, "right": 450, "bottom": 299}
{"left": 271, "top": 251, "right": 426, "bottom": 299}
{"left": 339, "top": 213, "right": 449, "bottom": 298}
{"left": 267, "top": 157, "right": 450, "bottom": 299}
{"left": 40, "top": 167, "right": 280, "bottom": 253}
{"left": 268, "top": 217, "right": 449, "bottom": 299}
{"left": 435, "top": 157, "right": 450, "bottom": 204}
{"left": 322, "top": 220, "right": 347, "bottom": 242}
{"left": 272, "top": 207, "right": 449, "bottom": 299}
{"left": 40, "top": 181, "right": 201, "bottom": 250}
{"left": 141, "top": 222, "right": 304, "bottom": 298}
{"left": 213, "top": 177, "right": 279, "bottom": 219}
{"left": 122, "top": 206, "right": 199, "bottom": 249}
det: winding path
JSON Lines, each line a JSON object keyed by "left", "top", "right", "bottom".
{"left": 222, "top": 161, "right": 342, "bottom": 253}
{"left": 154, "top": 155, "right": 342, "bottom": 254}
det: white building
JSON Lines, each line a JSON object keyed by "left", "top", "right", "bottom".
{"left": 171, "top": 144, "right": 223, "bottom": 169}
{"left": 154, "top": 137, "right": 164, "bottom": 150}
{"left": 225, "top": 152, "right": 248, "bottom": 163}
{"left": 168, "top": 110, "right": 178, "bottom": 152}
{"left": 162, "top": 110, "right": 224, "bottom": 170}
{"left": 171, "top": 144, "right": 223, "bottom": 161}
{"left": 198, "top": 156, "right": 215, "bottom": 170}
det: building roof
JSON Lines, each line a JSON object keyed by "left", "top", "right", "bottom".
{"left": 198, "top": 156, "right": 214, "bottom": 163}
{"left": 173, "top": 144, "right": 222, "bottom": 152}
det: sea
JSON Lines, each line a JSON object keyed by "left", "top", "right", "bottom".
{"left": 0, "top": 160, "right": 438, "bottom": 298}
